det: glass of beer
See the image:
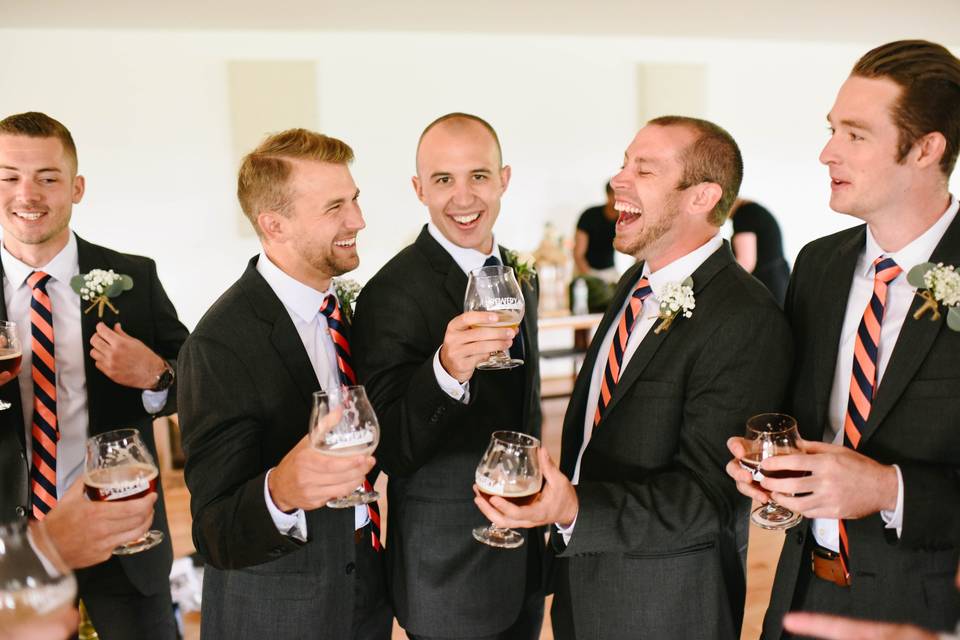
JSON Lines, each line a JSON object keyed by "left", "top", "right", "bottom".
{"left": 0, "top": 520, "right": 76, "bottom": 629}
{"left": 740, "top": 413, "right": 805, "bottom": 530}
{"left": 84, "top": 429, "right": 163, "bottom": 554}
{"left": 464, "top": 265, "right": 525, "bottom": 370}
{"left": 473, "top": 430, "right": 542, "bottom": 548}
{"left": 310, "top": 386, "right": 379, "bottom": 508}
{"left": 0, "top": 321, "right": 22, "bottom": 411}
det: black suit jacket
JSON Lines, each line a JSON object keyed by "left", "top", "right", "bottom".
{"left": 551, "top": 243, "right": 792, "bottom": 640}
{"left": 351, "top": 227, "right": 543, "bottom": 637}
{"left": 178, "top": 257, "right": 383, "bottom": 639}
{"left": 762, "top": 218, "right": 960, "bottom": 638}
{"left": 0, "top": 234, "right": 187, "bottom": 598}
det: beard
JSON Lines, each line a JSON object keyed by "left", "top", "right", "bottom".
{"left": 613, "top": 199, "right": 680, "bottom": 260}
{"left": 293, "top": 236, "right": 359, "bottom": 280}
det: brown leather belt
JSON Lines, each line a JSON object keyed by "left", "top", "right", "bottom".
{"left": 811, "top": 545, "right": 850, "bottom": 587}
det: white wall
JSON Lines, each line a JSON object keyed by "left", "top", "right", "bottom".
{"left": 1, "top": 29, "right": 957, "bottom": 327}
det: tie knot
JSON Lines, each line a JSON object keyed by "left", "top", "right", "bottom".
{"left": 319, "top": 294, "right": 341, "bottom": 321}
{"left": 632, "top": 277, "right": 653, "bottom": 301}
{"left": 873, "top": 257, "right": 901, "bottom": 284}
{"left": 483, "top": 255, "right": 502, "bottom": 268}
{"left": 27, "top": 271, "right": 52, "bottom": 291}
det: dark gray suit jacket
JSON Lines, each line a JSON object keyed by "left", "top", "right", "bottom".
{"left": 351, "top": 227, "right": 543, "bottom": 637}
{"left": 0, "top": 235, "right": 187, "bottom": 615}
{"left": 178, "top": 257, "right": 384, "bottom": 639}
{"left": 551, "top": 243, "right": 792, "bottom": 640}
{"left": 762, "top": 218, "right": 960, "bottom": 638}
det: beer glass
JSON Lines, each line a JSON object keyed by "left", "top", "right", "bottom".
{"left": 84, "top": 428, "right": 163, "bottom": 554}
{"left": 740, "top": 413, "right": 805, "bottom": 530}
{"left": 0, "top": 321, "right": 22, "bottom": 411}
{"left": 464, "top": 265, "right": 525, "bottom": 370}
{"left": 0, "top": 519, "right": 77, "bottom": 628}
{"left": 310, "top": 386, "right": 379, "bottom": 508}
{"left": 473, "top": 430, "right": 542, "bottom": 548}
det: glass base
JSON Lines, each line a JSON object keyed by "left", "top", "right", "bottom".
{"left": 472, "top": 524, "right": 524, "bottom": 548}
{"left": 751, "top": 503, "right": 803, "bottom": 530}
{"left": 476, "top": 352, "right": 524, "bottom": 370}
{"left": 113, "top": 530, "right": 163, "bottom": 555}
{"left": 0, "top": 400, "right": 11, "bottom": 411}
{"left": 327, "top": 488, "right": 379, "bottom": 509}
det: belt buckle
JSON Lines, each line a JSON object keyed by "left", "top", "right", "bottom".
{"left": 811, "top": 547, "right": 850, "bottom": 588}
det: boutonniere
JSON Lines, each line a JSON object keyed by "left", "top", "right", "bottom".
{"left": 69, "top": 269, "right": 133, "bottom": 318}
{"left": 907, "top": 262, "right": 960, "bottom": 331}
{"left": 504, "top": 249, "right": 537, "bottom": 288}
{"left": 654, "top": 277, "right": 695, "bottom": 335}
{"left": 333, "top": 277, "right": 362, "bottom": 323}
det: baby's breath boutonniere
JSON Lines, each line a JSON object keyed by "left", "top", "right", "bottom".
{"left": 504, "top": 250, "right": 537, "bottom": 288}
{"left": 906, "top": 262, "right": 960, "bottom": 332}
{"left": 654, "top": 277, "right": 695, "bottom": 335}
{"left": 333, "top": 277, "right": 362, "bottom": 323}
{"left": 69, "top": 269, "right": 133, "bottom": 318}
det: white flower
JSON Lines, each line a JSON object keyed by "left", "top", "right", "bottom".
{"left": 658, "top": 280, "right": 695, "bottom": 319}
{"left": 923, "top": 263, "right": 960, "bottom": 307}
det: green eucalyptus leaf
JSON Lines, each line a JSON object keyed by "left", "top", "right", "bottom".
{"left": 69, "top": 275, "right": 86, "bottom": 294}
{"left": 681, "top": 276, "right": 693, "bottom": 288}
{"left": 105, "top": 281, "right": 123, "bottom": 297}
{"left": 948, "top": 307, "right": 960, "bottom": 332}
{"left": 907, "top": 262, "right": 935, "bottom": 288}
{"left": 119, "top": 275, "right": 134, "bottom": 291}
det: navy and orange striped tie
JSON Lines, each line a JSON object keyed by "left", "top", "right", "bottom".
{"left": 838, "top": 256, "right": 901, "bottom": 578}
{"left": 319, "top": 294, "right": 382, "bottom": 551}
{"left": 594, "top": 278, "right": 653, "bottom": 426}
{"left": 27, "top": 271, "right": 58, "bottom": 519}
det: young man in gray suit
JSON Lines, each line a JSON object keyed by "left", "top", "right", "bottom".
{"left": 351, "top": 113, "right": 543, "bottom": 640}
{"left": 727, "top": 39, "right": 960, "bottom": 638}
{"left": 476, "top": 116, "right": 792, "bottom": 639}
{"left": 178, "top": 129, "right": 391, "bottom": 639}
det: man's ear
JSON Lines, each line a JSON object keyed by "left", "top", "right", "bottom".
{"left": 257, "top": 210, "right": 286, "bottom": 241}
{"left": 688, "top": 182, "right": 722, "bottom": 218}
{"left": 912, "top": 131, "right": 947, "bottom": 171}
{"left": 411, "top": 175, "right": 426, "bottom": 204}
{"left": 72, "top": 174, "right": 85, "bottom": 204}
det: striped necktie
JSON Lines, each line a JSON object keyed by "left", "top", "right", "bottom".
{"left": 594, "top": 278, "right": 653, "bottom": 426}
{"left": 838, "top": 256, "right": 901, "bottom": 578}
{"left": 319, "top": 294, "right": 382, "bottom": 552}
{"left": 27, "top": 271, "right": 58, "bottom": 519}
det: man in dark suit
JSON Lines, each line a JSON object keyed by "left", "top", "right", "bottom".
{"left": 0, "top": 112, "right": 187, "bottom": 638}
{"left": 178, "top": 128, "right": 391, "bottom": 639}
{"left": 351, "top": 113, "right": 543, "bottom": 640}
{"left": 476, "top": 116, "right": 792, "bottom": 640}
{"left": 727, "top": 40, "right": 960, "bottom": 637}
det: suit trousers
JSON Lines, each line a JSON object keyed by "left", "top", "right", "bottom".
{"left": 80, "top": 555, "right": 177, "bottom": 640}
{"left": 353, "top": 523, "right": 393, "bottom": 640}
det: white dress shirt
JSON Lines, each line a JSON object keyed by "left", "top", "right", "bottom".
{"left": 426, "top": 222, "right": 501, "bottom": 403}
{"left": 814, "top": 196, "right": 958, "bottom": 552}
{"left": 255, "top": 252, "right": 368, "bottom": 541}
{"left": 1, "top": 234, "right": 168, "bottom": 498}
{"left": 559, "top": 234, "right": 723, "bottom": 541}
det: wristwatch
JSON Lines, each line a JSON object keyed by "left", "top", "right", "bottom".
{"left": 150, "top": 361, "right": 175, "bottom": 392}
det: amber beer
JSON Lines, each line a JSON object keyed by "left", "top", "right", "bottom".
{"left": 0, "top": 350, "right": 22, "bottom": 375}
{"left": 476, "top": 475, "right": 542, "bottom": 506}
{"left": 739, "top": 454, "right": 809, "bottom": 480}
{"left": 84, "top": 463, "right": 158, "bottom": 502}
{"left": 473, "top": 309, "right": 523, "bottom": 329}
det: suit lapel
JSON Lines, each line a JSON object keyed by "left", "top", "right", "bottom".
{"left": 809, "top": 230, "right": 864, "bottom": 439}
{"left": 77, "top": 235, "right": 111, "bottom": 435}
{"left": 860, "top": 214, "right": 960, "bottom": 444}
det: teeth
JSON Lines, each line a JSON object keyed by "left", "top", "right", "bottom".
{"left": 452, "top": 213, "right": 481, "bottom": 224}
{"left": 15, "top": 211, "right": 44, "bottom": 220}
{"left": 334, "top": 238, "right": 356, "bottom": 248}
{"left": 614, "top": 202, "right": 642, "bottom": 215}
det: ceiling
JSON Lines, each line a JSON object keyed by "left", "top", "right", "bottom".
{"left": 6, "top": 0, "right": 960, "bottom": 44}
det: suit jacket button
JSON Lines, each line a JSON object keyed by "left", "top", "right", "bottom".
{"left": 345, "top": 562, "right": 355, "bottom": 575}
{"left": 19, "top": 451, "right": 26, "bottom": 461}
{"left": 14, "top": 506, "right": 26, "bottom": 518}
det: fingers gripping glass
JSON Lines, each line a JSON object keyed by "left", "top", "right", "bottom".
{"left": 0, "top": 321, "right": 22, "bottom": 411}
{"left": 740, "top": 413, "right": 805, "bottom": 530}
{"left": 0, "top": 520, "right": 76, "bottom": 627}
{"left": 309, "top": 385, "right": 380, "bottom": 508}
{"left": 473, "top": 430, "right": 542, "bottom": 548}
{"left": 464, "top": 265, "right": 525, "bottom": 370}
{"left": 84, "top": 429, "right": 163, "bottom": 555}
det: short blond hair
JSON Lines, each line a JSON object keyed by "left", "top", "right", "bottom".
{"left": 0, "top": 112, "right": 79, "bottom": 173}
{"left": 237, "top": 128, "right": 354, "bottom": 235}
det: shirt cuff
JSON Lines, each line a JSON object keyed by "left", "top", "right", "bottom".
{"left": 555, "top": 514, "right": 578, "bottom": 546}
{"left": 433, "top": 348, "right": 470, "bottom": 403}
{"left": 879, "top": 464, "right": 904, "bottom": 538}
{"left": 141, "top": 389, "right": 169, "bottom": 414}
{"left": 264, "top": 469, "right": 307, "bottom": 541}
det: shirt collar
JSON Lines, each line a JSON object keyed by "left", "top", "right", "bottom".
{"left": 861, "top": 195, "right": 959, "bottom": 277}
{"left": 427, "top": 222, "right": 499, "bottom": 276}
{"left": 643, "top": 233, "right": 723, "bottom": 298}
{"left": 0, "top": 233, "right": 79, "bottom": 288}
{"left": 256, "top": 251, "right": 333, "bottom": 323}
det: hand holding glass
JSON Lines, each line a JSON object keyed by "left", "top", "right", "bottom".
{"left": 739, "top": 413, "right": 805, "bottom": 530}
{"left": 0, "top": 321, "right": 22, "bottom": 410}
{"left": 473, "top": 430, "right": 542, "bottom": 548}
{"left": 464, "top": 265, "right": 525, "bottom": 370}
{"left": 0, "top": 520, "right": 77, "bottom": 629}
{"left": 309, "top": 385, "right": 379, "bottom": 508}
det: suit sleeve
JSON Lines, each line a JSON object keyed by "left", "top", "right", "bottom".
{"left": 351, "top": 281, "right": 473, "bottom": 477}
{"left": 178, "top": 335, "right": 302, "bottom": 569}
{"left": 898, "top": 464, "right": 960, "bottom": 548}
{"left": 560, "top": 306, "right": 793, "bottom": 556}
{"left": 145, "top": 259, "right": 189, "bottom": 417}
